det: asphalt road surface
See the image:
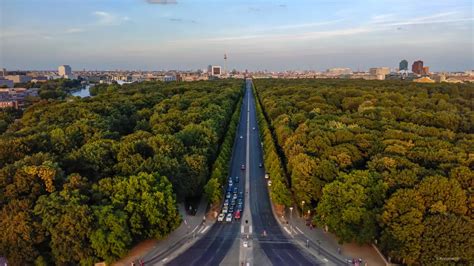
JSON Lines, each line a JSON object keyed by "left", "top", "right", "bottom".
{"left": 246, "top": 79, "right": 321, "bottom": 266}
{"left": 168, "top": 79, "right": 322, "bottom": 265}
{"left": 167, "top": 83, "right": 249, "bottom": 266}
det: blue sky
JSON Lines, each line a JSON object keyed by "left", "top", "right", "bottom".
{"left": 1, "top": 0, "right": 473, "bottom": 71}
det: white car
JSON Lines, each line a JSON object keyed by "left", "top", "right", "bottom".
{"left": 225, "top": 213, "right": 233, "bottom": 222}
{"left": 252, "top": 127, "right": 255, "bottom": 130}
{"left": 267, "top": 180, "right": 272, "bottom": 186}
{"left": 265, "top": 173, "right": 269, "bottom": 179}
{"left": 243, "top": 241, "right": 249, "bottom": 247}
{"left": 240, "top": 135, "right": 243, "bottom": 139}
{"left": 222, "top": 206, "right": 228, "bottom": 214}
{"left": 218, "top": 213, "right": 225, "bottom": 222}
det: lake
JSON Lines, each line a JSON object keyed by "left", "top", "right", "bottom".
{"left": 71, "top": 85, "right": 91, "bottom": 98}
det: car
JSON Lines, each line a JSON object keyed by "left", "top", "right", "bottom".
{"left": 228, "top": 179, "right": 233, "bottom": 185}
{"left": 238, "top": 192, "right": 243, "bottom": 199}
{"left": 240, "top": 135, "right": 243, "bottom": 139}
{"left": 234, "top": 210, "right": 241, "bottom": 220}
{"left": 226, "top": 193, "right": 231, "bottom": 199}
{"left": 267, "top": 180, "right": 272, "bottom": 186}
{"left": 225, "top": 213, "right": 233, "bottom": 222}
{"left": 233, "top": 193, "right": 238, "bottom": 200}
{"left": 259, "top": 163, "right": 263, "bottom": 168}
{"left": 252, "top": 127, "right": 255, "bottom": 130}
{"left": 234, "top": 176, "right": 239, "bottom": 183}
{"left": 238, "top": 198, "right": 243, "bottom": 204}
{"left": 265, "top": 173, "right": 269, "bottom": 179}
{"left": 233, "top": 187, "right": 238, "bottom": 193}
{"left": 226, "top": 186, "right": 232, "bottom": 193}
{"left": 229, "top": 206, "right": 234, "bottom": 213}
{"left": 243, "top": 241, "right": 248, "bottom": 247}
{"left": 218, "top": 213, "right": 225, "bottom": 222}
{"left": 241, "top": 164, "right": 245, "bottom": 170}
{"left": 223, "top": 201, "right": 229, "bottom": 207}
{"left": 222, "top": 206, "right": 228, "bottom": 214}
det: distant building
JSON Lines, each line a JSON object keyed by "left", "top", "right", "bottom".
{"left": 433, "top": 74, "right": 446, "bottom": 82}
{"left": 58, "top": 65, "right": 72, "bottom": 77}
{"left": 31, "top": 76, "right": 48, "bottom": 83}
{"left": 5, "top": 75, "right": 32, "bottom": 83}
{"left": 444, "top": 78, "right": 463, "bottom": 83}
{"left": 326, "top": 68, "right": 352, "bottom": 75}
{"left": 164, "top": 75, "right": 177, "bottom": 82}
{"left": 369, "top": 67, "right": 390, "bottom": 76}
{"left": 0, "top": 100, "right": 19, "bottom": 109}
{"left": 412, "top": 60, "right": 424, "bottom": 75}
{"left": 0, "top": 78, "right": 14, "bottom": 88}
{"left": 0, "top": 68, "right": 6, "bottom": 77}
{"left": 208, "top": 65, "right": 222, "bottom": 77}
{"left": 422, "top": 66, "right": 430, "bottom": 75}
{"left": 399, "top": 60, "right": 408, "bottom": 71}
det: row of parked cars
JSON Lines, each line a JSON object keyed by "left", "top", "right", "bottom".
{"left": 218, "top": 176, "right": 243, "bottom": 222}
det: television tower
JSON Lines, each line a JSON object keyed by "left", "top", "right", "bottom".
{"left": 224, "top": 53, "right": 227, "bottom": 76}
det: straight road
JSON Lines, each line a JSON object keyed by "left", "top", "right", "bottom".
{"left": 165, "top": 83, "right": 249, "bottom": 266}
{"left": 167, "top": 79, "right": 330, "bottom": 265}
{"left": 246, "top": 79, "right": 322, "bottom": 265}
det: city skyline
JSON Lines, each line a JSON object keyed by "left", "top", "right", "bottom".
{"left": 1, "top": 0, "right": 473, "bottom": 71}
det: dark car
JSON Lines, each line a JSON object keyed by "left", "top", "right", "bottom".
{"left": 234, "top": 176, "right": 239, "bottom": 183}
{"left": 259, "top": 163, "right": 263, "bottom": 168}
{"left": 241, "top": 164, "right": 245, "bottom": 170}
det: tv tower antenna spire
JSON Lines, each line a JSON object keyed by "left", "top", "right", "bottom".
{"left": 224, "top": 53, "right": 227, "bottom": 76}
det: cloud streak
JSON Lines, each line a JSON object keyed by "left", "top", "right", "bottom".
{"left": 93, "top": 11, "right": 130, "bottom": 26}
{"left": 146, "top": 0, "right": 177, "bottom": 4}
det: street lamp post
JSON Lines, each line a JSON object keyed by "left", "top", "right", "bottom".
{"left": 301, "top": 201, "right": 305, "bottom": 218}
{"left": 289, "top": 207, "right": 293, "bottom": 232}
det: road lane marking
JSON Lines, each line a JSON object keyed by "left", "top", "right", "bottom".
{"left": 283, "top": 227, "right": 292, "bottom": 235}
{"left": 241, "top": 225, "right": 245, "bottom": 233}
{"left": 197, "top": 226, "right": 205, "bottom": 234}
{"left": 200, "top": 225, "right": 210, "bottom": 234}
{"left": 191, "top": 225, "right": 199, "bottom": 233}
{"left": 323, "top": 258, "right": 329, "bottom": 262}
{"left": 295, "top": 226, "right": 303, "bottom": 234}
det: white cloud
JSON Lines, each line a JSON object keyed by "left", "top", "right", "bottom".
{"left": 93, "top": 11, "right": 130, "bottom": 26}
{"left": 65, "top": 28, "right": 85, "bottom": 34}
{"left": 373, "top": 11, "right": 473, "bottom": 27}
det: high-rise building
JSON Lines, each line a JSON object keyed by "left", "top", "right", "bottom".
{"left": 369, "top": 67, "right": 390, "bottom": 80}
{"left": 399, "top": 60, "right": 408, "bottom": 71}
{"left": 369, "top": 67, "right": 390, "bottom": 76}
{"left": 58, "top": 65, "right": 72, "bottom": 77}
{"left": 211, "top": 66, "right": 222, "bottom": 77}
{"left": 412, "top": 60, "right": 423, "bottom": 75}
{"left": 423, "top": 66, "right": 430, "bottom": 75}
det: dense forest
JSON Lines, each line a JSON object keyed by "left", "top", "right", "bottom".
{"left": 0, "top": 80, "right": 243, "bottom": 265}
{"left": 253, "top": 79, "right": 473, "bottom": 265}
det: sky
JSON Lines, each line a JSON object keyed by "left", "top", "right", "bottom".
{"left": 0, "top": 0, "right": 473, "bottom": 71}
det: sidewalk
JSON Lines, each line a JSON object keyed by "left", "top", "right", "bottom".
{"left": 113, "top": 198, "right": 210, "bottom": 266}
{"left": 281, "top": 208, "right": 386, "bottom": 266}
